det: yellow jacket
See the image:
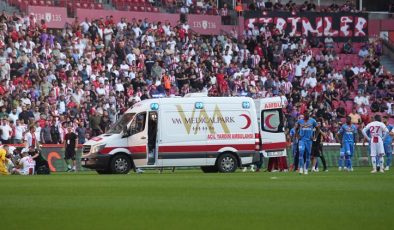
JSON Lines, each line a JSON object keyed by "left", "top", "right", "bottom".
{"left": 0, "top": 148, "right": 9, "bottom": 175}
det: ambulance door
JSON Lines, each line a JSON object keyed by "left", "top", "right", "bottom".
{"left": 127, "top": 112, "right": 148, "bottom": 167}
{"left": 260, "top": 109, "right": 287, "bottom": 157}
{"left": 147, "top": 111, "right": 158, "bottom": 165}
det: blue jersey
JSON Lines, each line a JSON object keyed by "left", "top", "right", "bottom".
{"left": 384, "top": 124, "right": 393, "bottom": 145}
{"left": 338, "top": 124, "right": 357, "bottom": 143}
{"left": 296, "top": 118, "right": 317, "bottom": 141}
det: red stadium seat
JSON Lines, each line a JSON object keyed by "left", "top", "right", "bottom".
{"left": 96, "top": 3, "right": 103, "bottom": 9}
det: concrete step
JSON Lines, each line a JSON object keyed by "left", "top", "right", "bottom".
{"left": 381, "top": 55, "right": 394, "bottom": 73}
{"left": 0, "top": 1, "right": 21, "bottom": 14}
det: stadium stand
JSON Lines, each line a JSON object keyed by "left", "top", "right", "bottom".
{"left": 0, "top": 0, "right": 393, "bottom": 146}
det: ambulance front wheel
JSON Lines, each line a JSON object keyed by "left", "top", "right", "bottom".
{"left": 110, "top": 154, "right": 131, "bottom": 174}
{"left": 217, "top": 153, "right": 238, "bottom": 173}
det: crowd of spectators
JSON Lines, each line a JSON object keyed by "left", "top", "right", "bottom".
{"left": 0, "top": 3, "right": 393, "bottom": 146}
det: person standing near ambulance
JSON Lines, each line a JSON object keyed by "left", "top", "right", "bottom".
{"left": 295, "top": 111, "right": 317, "bottom": 175}
{"left": 64, "top": 126, "right": 78, "bottom": 172}
{"left": 362, "top": 115, "right": 394, "bottom": 173}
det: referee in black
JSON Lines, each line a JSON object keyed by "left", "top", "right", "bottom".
{"left": 311, "top": 121, "right": 327, "bottom": 172}
{"left": 64, "top": 126, "right": 78, "bottom": 172}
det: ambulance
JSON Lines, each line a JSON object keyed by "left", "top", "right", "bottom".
{"left": 81, "top": 94, "right": 286, "bottom": 174}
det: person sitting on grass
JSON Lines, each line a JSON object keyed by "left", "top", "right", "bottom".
{"left": 12, "top": 149, "right": 35, "bottom": 175}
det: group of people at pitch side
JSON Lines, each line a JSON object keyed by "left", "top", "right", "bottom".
{"left": 0, "top": 145, "right": 48, "bottom": 175}
{"left": 0, "top": 125, "right": 78, "bottom": 175}
{"left": 289, "top": 111, "right": 394, "bottom": 175}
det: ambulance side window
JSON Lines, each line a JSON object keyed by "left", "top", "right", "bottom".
{"left": 130, "top": 112, "right": 147, "bottom": 135}
{"left": 261, "top": 109, "right": 284, "bottom": 133}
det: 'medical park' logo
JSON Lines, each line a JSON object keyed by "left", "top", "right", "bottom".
{"left": 172, "top": 105, "right": 252, "bottom": 135}
{"left": 172, "top": 105, "right": 232, "bottom": 135}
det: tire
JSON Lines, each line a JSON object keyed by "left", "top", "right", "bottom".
{"left": 217, "top": 153, "right": 238, "bottom": 173}
{"left": 96, "top": 169, "right": 110, "bottom": 174}
{"left": 201, "top": 166, "right": 218, "bottom": 173}
{"left": 110, "top": 155, "right": 131, "bottom": 174}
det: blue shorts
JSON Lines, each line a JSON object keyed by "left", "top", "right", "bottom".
{"left": 299, "top": 139, "right": 312, "bottom": 156}
{"left": 343, "top": 142, "right": 355, "bottom": 157}
{"left": 384, "top": 143, "right": 392, "bottom": 155}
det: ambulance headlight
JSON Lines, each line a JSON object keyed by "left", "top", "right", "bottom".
{"left": 91, "top": 144, "right": 106, "bottom": 153}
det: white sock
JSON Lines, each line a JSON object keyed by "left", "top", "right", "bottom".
{"left": 379, "top": 156, "right": 384, "bottom": 168}
{"left": 372, "top": 157, "right": 377, "bottom": 170}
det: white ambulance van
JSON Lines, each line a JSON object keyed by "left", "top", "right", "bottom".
{"left": 254, "top": 97, "right": 287, "bottom": 158}
{"left": 81, "top": 94, "right": 261, "bottom": 174}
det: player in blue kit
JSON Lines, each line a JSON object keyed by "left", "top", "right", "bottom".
{"left": 383, "top": 116, "right": 393, "bottom": 170}
{"left": 337, "top": 117, "right": 357, "bottom": 172}
{"left": 295, "top": 111, "right": 317, "bottom": 175}
{"left": 338, "top": 147, "right": 346, "bottom": 170}
{"left": 290, "top": 115, "right": 303, "bottom": 172}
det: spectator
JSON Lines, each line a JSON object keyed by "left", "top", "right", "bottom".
{"left": 358, "top": 46, "right": 369, "bottom": 58}
{"left": 354, "top": 92, "right": 369, "bottom": 106}
{"left": 265, "top": 0, "right": 273, "bottom": 10}
{"left": 0, "top": 118, "right": 12, "bottom": 144}
{"left": 387, "top": 104, "right": 394, "bottom": 117}
{"left": 348, "top": 108, "right": 361, "bottom": 125}
{"left": 343, "top": 40, "right": 354, "bottom": 54}
{"left": 324, "top": 36, "right": 334, "bottom": 49}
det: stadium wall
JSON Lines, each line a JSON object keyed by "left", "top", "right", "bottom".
{"left": 7, "top": 144, "right": 381, "bottom": 172}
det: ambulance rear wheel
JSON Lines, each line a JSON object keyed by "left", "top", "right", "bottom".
{"left": 217, "top": 153, "right": 238, "bottom": 173}
{"left": 110, "top": 155, "right": 131, "bottom": 174}
{"left": 201, "top": 166, "right": 218, "bottom": 173}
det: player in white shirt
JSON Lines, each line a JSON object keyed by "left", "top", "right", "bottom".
{"left": 12, "top": 150, "right": 35, "bottom": 175}
{"left": 362, "top": 115, "right": 394, "bottom": 173}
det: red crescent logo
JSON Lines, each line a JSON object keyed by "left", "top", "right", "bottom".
{"left": 240, "top": 114, "right": 251, "bottom": 129}
{"left": 265, "top": 114, "right": 276, "bottom": 130}
{"left": 47, "top": 152, "right": 61, "bottom": 172}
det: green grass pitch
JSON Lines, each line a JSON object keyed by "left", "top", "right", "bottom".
{"left": 1, "top": 168, "right": 394, "bottom": 230}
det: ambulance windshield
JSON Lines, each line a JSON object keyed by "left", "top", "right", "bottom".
{"left": 107, "top": 113, "right": 135, "bottom": 134}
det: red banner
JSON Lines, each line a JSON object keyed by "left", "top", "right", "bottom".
{"left": 187, "top": 14, "right": 223, "bottom": 35}
{"left": 244, "top": 11, "right": 369, "bottom": 42}
{"left": 27, "top": 6, "right": 71, "bottom": 29}
{"left": 76, "top": 8, "right": 180, "bottom": 26}
{"left": 76, "top": 9, "right": 230, "bottom": 35}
